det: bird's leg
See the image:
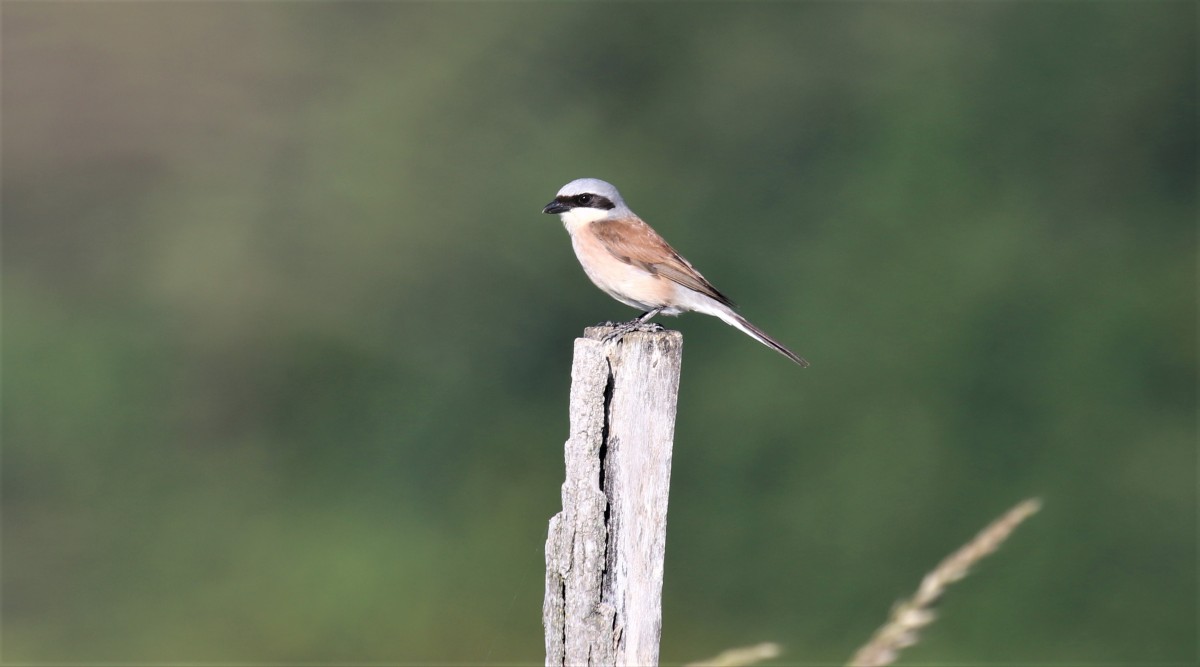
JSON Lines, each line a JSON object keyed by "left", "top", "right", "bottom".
{"left": 602, "top": 308, "right": 663, "bottom": 342}
{"left": 633, "top": 308, "right": 665, "bottom": 331}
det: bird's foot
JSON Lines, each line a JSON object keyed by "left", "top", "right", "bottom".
{"left": 600, "top": 318, "right": 663, "bottom": 343}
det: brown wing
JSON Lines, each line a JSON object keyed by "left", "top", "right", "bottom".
{"left": 591, "top": 217, "right": 736, "bottom": 308}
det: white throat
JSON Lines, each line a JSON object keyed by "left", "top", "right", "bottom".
{"left": 559, "top": 207, "right": 611, "bottom": 234}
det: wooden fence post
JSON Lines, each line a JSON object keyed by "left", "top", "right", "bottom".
{"left": 543, "top": 326, "right": 683, "bottom": 667}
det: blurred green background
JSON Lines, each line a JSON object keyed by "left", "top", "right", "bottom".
{"left": 3, "top": 2, "right": 1194, "bottom": 664}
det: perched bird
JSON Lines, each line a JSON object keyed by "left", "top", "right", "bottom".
{"left": 542, "top": 178, "right": 808, "bottom": 367}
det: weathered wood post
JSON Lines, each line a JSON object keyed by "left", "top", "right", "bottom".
{"left": 543, "top": 326, "right": 683, "bottom": 667}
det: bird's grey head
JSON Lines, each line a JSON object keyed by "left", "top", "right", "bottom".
{"left": 541, "top": 178, "right": 630, "bottom": 222}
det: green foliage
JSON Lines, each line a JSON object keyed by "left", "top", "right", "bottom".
{"left": 3, "top": 2, "right": 1193, "bottom": 663}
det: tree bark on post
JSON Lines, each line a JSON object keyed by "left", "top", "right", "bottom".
{"left": 543, "top": 326, "right": 683, "bottom": 667}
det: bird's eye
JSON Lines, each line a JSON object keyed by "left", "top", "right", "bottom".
{"left": 576, "top": 194, "right": 593, "bottom": 206}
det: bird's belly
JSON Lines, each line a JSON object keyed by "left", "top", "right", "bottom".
{"left": 571, "top": 235, "right": 673, "bottom": 312}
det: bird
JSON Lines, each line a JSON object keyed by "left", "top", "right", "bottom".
{"left": 542, "top": 178, "right": 809, "bottom": 367}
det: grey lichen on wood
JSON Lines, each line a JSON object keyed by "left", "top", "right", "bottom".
{"left": 544, "top": 326, "right": 684, "bottom": 667}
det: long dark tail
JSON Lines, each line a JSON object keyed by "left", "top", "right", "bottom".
{"left": 721, "top": 310, "right": 810, "bottom": 367}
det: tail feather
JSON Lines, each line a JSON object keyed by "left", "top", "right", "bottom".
{"left": 720, "top": 310, "right": 810, "bottom": 367}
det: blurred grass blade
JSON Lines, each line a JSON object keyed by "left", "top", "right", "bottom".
{"left": 687, "top": 642, "right": 782, "bottom": 667}
{"left": 848, "top": 498, "right": 1043, "bottom": 667}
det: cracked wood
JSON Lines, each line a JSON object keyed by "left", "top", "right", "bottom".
{"left": 543, "top": 327, "right": 683, "bottom": 667}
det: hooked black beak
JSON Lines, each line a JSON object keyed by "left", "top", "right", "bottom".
{"left": 542, "top": 200, "right": 569, "bottom": 215}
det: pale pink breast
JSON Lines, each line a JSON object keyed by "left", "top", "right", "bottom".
{"left": 570, "top": 228, "right": 673, "bottom": 311}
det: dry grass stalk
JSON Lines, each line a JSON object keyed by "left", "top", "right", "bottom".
{"left": 847, "top": 497, "right": 1042, "bottom": 667}
{"left": 686, "top": 641, "right": 782, "bottom": 667}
